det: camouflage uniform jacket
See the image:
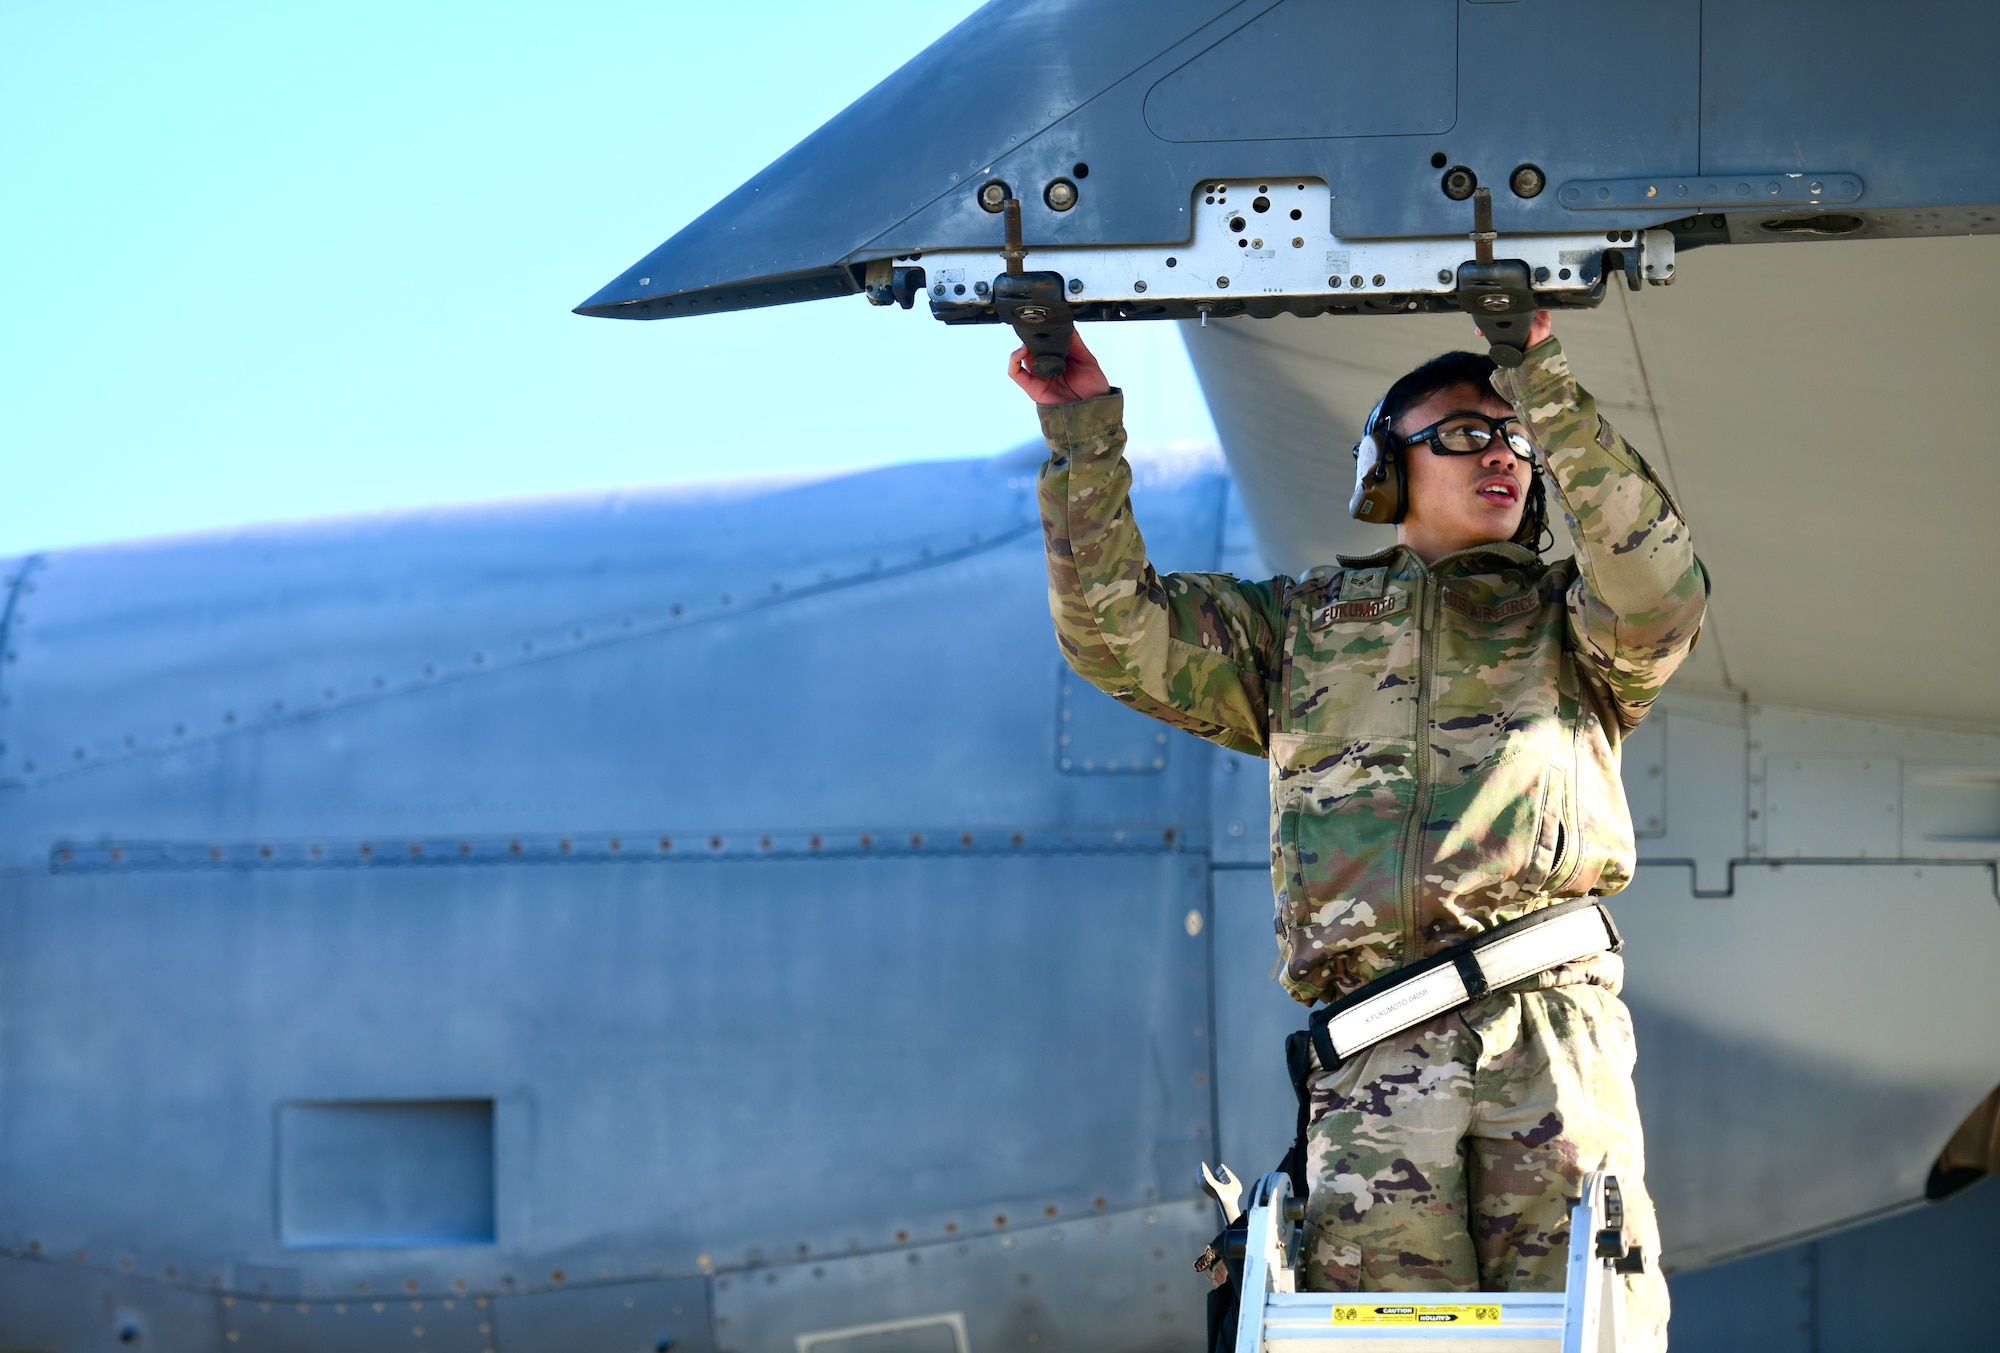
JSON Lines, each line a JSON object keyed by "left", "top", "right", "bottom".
{"left": 1036, "top": 338, "right": 1706, "bottom": 1005}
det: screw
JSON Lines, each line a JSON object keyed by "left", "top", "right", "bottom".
{"left": 1442, "top": 166, "right": 1477, "bottom": 200}
{"left": 1044, "top": 179, "right": 1078, "bottom": 211}
{"left": 977, "top": 180, "right": 1010, "bottom": 212}
{"left": 1510, "top": 163, "right": 1546, "bottom": 198}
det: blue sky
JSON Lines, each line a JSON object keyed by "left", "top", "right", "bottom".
{"left": 0, "top": 2, "right": 1215, "bottom": 557}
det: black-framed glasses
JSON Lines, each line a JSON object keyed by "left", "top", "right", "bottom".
{"left": 1397, "top": 412, "right": 1535, "bottom": 460}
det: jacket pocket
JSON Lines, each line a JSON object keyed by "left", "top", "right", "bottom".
{"left": 1273, "top": 734, "right": 1415, "bottom": 999}
{"left": 1540, "top": 765, "right": 1583, "bottom": 895}
{"left": 1563, "top": 707, "right": 1632, "bottom": 896}
{"left": 1420, "top": 740, "right": 1572, "bottom": 918}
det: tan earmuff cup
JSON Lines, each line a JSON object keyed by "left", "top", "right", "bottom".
{"left": 1348, "top": 404, "right": 1406, "bottom": 525}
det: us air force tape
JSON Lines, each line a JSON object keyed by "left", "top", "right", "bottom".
{"left": 1305, "top": 898, "right": 1622, "bottom": 1073}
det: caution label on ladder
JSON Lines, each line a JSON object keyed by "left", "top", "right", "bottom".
{"left": 1331, "top": 1304, "right": 1502, "bottom": 1326}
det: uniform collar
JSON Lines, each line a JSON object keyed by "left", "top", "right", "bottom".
{"left": 1334, "top": 541, "right": 1540, "bottom": 575}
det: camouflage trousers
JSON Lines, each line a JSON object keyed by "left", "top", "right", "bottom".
{"left": 1303, "top": 973, "right": 1669, "bottom": 1353}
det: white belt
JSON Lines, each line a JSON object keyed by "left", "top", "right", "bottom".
{"left": 1307, "top": 900, "right": 1621, "bottom": 1072}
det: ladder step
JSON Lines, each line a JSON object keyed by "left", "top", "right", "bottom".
{"left": 1265, "top": 1291, "right": 1565, "bottom": 1349}
{"left": 1228, "top": 1169, "right": 1628, "bottom": 1353}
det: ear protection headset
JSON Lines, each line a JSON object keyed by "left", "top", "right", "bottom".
{"left": 1349, "top": 399, "right": 1551, "bottom": 552}
{"left": 1348, "top": 398, "right": 1405, "bottom": 526}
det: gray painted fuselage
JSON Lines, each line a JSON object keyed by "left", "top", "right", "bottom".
{"left": 6, "top": 411, "right": 1996, "bottom": 1350}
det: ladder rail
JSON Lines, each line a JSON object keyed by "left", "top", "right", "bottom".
{"left": 1233, "top": 1169, "right": 1625, "bottom": 1353}
{"left": 1234, "top": 1171, "right": 1289, "bottom": 1353}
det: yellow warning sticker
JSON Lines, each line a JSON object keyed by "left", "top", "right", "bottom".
{"left": 1331, "top": 1304, "right": 1502, "bottom": 1326}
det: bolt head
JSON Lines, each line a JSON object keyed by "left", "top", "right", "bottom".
{"left": 1044, "top": 179, "right": 1078, "bottom": 211}
{"left": 1510, "top": 164, "right": 1546, "bottom": 198}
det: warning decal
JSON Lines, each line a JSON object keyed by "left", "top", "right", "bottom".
{"left": 1330, "top": 1304, "right": 1502, "bottom": 1326}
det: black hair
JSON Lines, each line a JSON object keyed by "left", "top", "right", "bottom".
{"left": 1376, "top": 348, "right": 1551, "bottom": 553}
{"left": 1380, "top": 349, "right": 1500, "bottom": 432}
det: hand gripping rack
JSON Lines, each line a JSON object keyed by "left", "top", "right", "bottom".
{"left": 1230, "top": 1170, "right": 1632, "bottom": 1353}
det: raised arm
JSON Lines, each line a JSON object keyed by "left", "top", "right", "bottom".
{"left": 1490, "top": 334, "right": 1708, "bottom": 730}
{"left": 1017, "top": 336, "right": 1283, "bottom": 757}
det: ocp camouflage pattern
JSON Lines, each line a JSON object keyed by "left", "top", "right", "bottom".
{"left": 1035, "top": 337, "right": 1705, "bottom": 1003}
{"left": 1302, "top": 980, "right": 1669, "bottom": 1352}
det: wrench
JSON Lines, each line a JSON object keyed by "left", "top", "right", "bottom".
{"left": 1200, "top": 1162, "right": 1244, "bottom": 1223}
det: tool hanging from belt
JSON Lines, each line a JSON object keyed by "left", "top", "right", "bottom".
{"left": 1277, "top": 898, "right": 1622, "bottom": 1198}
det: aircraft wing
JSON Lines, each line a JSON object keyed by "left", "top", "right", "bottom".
{"left": 578, "top": 0, "right": 2000, "bottom": 329}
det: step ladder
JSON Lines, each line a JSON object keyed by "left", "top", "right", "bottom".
{"left": 1228, "top": 1169, "right": 1634, "bottom": 1352}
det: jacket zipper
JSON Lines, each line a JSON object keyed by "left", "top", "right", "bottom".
{"left": 1396, "top": 572, "right": 1437, "bottom": 963}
